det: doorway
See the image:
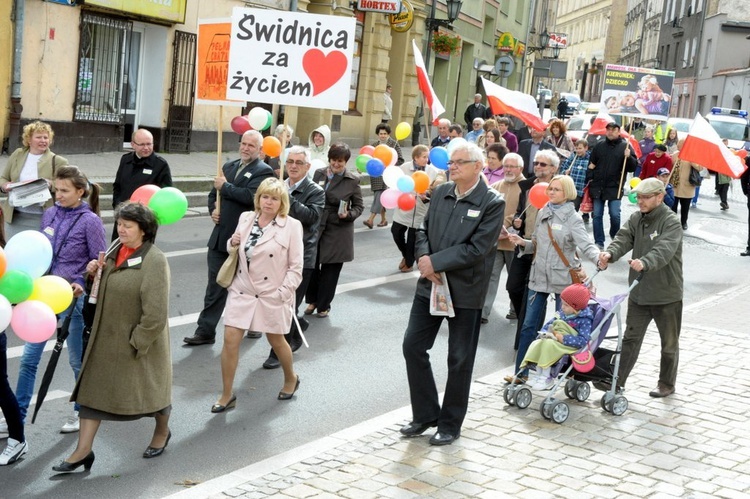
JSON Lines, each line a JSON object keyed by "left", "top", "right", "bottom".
{"left": 122, "top": 26, "right": 145, "bottom": 148}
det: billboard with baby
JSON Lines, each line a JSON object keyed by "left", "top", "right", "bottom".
{"left": 599, "top": 65, "right": 675, "bottom": 121}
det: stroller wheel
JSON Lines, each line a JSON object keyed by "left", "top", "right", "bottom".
{"left": 515, "top": 387, "right": 532, "bottom": 409}
{"left": 564, "top": 379, "right": 577, "bottom": 399}
{"left": 503, "top": 386, "right": 516, "bottom": 406}
{"left": 600, "top": 394, "right": 611, "bottom": 412}
{"left": 611, "top": 395, "right": 628, "bottom": 416}
{"left": 550, "top": 401, "right": 570, "bottom": 424}
{"left": 539, "top": 398, "right": 552, "bottom": 419}
{"left": 575, "top": 382, "right": 591, "bottom": 402}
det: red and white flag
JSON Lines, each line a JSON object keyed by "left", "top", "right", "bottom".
{"left": 588, "top": 111, "right": 642, "bottom": 158}
{"left": 412, "top": 40, "right": 445, "bottom": 124}
{"left": 481, "top": 78, "right": 546, "bottom": 131}
{"left": 679, "top": 113, "right": 747, "bottom": 178}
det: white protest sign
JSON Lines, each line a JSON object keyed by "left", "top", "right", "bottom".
{"left": 226, "top": 7, "right": 356, "bottom": 110}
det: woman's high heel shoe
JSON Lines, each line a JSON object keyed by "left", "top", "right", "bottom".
{"left": 52, "top": 451, "right": 95, "bottom": 473}
{"left": 143, "top": 430, "right": 172, "bottom": 459}
{"left": 278, "top": 375, "right": 300, "bottom": 400}
{"left": 211, "top": 394, "right": 237, "bottom": 413}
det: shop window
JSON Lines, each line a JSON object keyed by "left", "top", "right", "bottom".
{"left": 74, "top": 12, "right": 133, "bottom": 124}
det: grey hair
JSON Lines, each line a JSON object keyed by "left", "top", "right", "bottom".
{"left": 243, "top": 129, "right": 263, "bottom": 147}
{"left": 451, "top": 142, "right": 484, "bottom": 163}
{"left": 288, "top": 145, "right": 311, "bottom": 163}
{"left": 534, "top": 149, "right": 560, "bottom": 168}
{"left": 274, "top": 124, "right": 294, "bottom": 136}
{"left": 437, "top": 118, "right": 451, "bottom": 127}
{"left": 503, "top": 152, "right": 524, "bottom": 169}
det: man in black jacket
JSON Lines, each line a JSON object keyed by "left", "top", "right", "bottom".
{"left": 586, "top": 121, "right": 638, "bottom": 249}
{"left": 463, "top": 94, "right": 491, "bottom": 128}
{"left": 517, "top": 128, "right": 556, "bottom": 179}
{"left": 111, "top": 129, "right": 172, "bottom": 238}
{"left": 262, "top": 146, "right": 324, "bottom": 368}
{"left": 184, "top": 130, "right": 274, "bottom": 345}
{"left": 400, "top": 142, "right": 503, "bottom": 446}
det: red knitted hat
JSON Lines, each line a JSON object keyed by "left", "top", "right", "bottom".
{"left": 561, "top": 284, "right": 590, "bottom": 311}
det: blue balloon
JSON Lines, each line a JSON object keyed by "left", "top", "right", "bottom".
{"left": 429, "top": 147, "right": 449, "bottom": 170}
{"left": 396, "top": 175, "right": 415, "bottom": 193}
{"left": 366, "top": 158, "right": 385, "bottom": 177}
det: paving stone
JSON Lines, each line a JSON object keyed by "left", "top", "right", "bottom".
{"left": 338, "top": 488, "right": 379, "bottom": 499}
{"left": 397, "top": 479, "right": 438, "bottom": 495}
{"left": 445, "top": 480, "right": 487, "bottom": 496}
{"left": 221, "top": 489, "right": 247, "bottom": 498}
{"left": 303, "top": 477, "right": 348, "bottom": 494}
{"left": 278, "top": 484, "right": 320, "bottom": 498}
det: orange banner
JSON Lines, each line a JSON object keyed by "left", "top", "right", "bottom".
{"left": 196, "top": 20, "right": 241, "bottom": 106}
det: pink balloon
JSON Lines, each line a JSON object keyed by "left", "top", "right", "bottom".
{"left": 380, "top": 188, "right": 401, "bottom": 210}
{"left": 11, "top": 300, "right": 57, "bottom": 343}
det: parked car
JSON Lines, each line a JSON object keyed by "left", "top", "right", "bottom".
{"left": 578, "top": 102, "right": 601, "bottom": 114}
{"left": 667, "top": 117, "right": 694, "bottom": 142}
{"left": 565, "top": 113, "right": 597, "bottom": 143}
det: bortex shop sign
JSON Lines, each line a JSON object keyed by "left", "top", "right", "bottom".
{"left": 357, "top": 0, "right": 401, "bottom": 13}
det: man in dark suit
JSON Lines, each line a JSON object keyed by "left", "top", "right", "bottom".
{"left": 517, "top": 127, "right": 556, "bottom": 179}
{"left": 463, "top": 94, "right": 491, "bottom": 128}
{"left": 262, "top": 146, "right": 324, "bottom": 369}
{"left": 400, "top": 142, "right": 503, "bottom": 446}
{"left": 184, "top": 130, "right": 274, "bottom": 345}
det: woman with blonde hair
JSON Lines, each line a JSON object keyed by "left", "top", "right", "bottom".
{"left": 212, "top": 178, "right": 304, "bottom": 412}
{"left": 0, "top": 121, "right": 69, "bottom": 238}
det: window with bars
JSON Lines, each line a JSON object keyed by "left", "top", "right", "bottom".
{"left": 74, "top": 12, "right": 133, "bottom": 124}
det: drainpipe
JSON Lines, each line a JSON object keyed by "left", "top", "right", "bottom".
{"left": 8, "top": 0, "right": 25, "bottom": 151}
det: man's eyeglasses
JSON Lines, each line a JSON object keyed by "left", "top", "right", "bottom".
{"left": 532, "top": 161, "right": 549, "bottom": 167}
{"left": 285, "top": 159, "right": 307, "bottom": 166}
{"left": 132, "top": 141, "right": 153, "bottom": 147}
{"left": 447, "top": 159, "right": 476, "bottom": 167}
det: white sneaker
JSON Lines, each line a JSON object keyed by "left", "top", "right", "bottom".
{"left": 0, "top": 438, "right": 28, "bottom": 465}
{"left": 60, "top": 411, "right": 80, "bottom": 434}
{"left": 0, "top": 418, "right": 8, "bottom": 439}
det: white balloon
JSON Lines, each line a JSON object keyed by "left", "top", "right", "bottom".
{"left": 0, "top": 295, "right": 11, "bottom": 331}
{"left": 383, "top": 166, "right": 404, "bottom": 188}
{"left": 248, "top": 107, "right": 268, "bottom": 130}
{"left": 447, "top": 137, "right": 468, "bottom": 155}
{"left": 5, "top": 230, "right": 53, "bottom": 279}
{"left": 387, "top": 147, "right": 399, "bottom": 167}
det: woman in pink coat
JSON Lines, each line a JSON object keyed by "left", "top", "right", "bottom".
{"left": 212, "top": 178, "right": 304, "bottom": 412}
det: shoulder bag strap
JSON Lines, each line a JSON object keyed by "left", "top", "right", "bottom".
{"left": 547, "top": 222, "right": 573, "bottom": 269}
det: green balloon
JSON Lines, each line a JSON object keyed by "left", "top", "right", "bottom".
{"left": 628, "top": 191, "right": 638, "bottom": 204}
{"left": 0, "top": 269, "right": 33, "bottom": 304}
{"left": 263, "top": 110, "right": 273, "bottom": 131}
{"left": 356, "top": 154, "right": 371, "bottom": 173}
{"left": 148, "top": 187, "right": 188, "bottom": 225}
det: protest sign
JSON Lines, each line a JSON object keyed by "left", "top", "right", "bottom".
{"left": 226, "top": 8, "right": 356, "bottom": 110}
{"left": 197, "top": 19, "right": 244, "bottom": 106}
{"left": 599, "top": 64, "right": 675, "bottom": 121}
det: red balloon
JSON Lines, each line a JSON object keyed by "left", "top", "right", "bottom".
{"left": 359, "top": 145, "right": 375, "bottom": 156}
{"left": 528, "top": 182, "right": 550, "bottom": 209}
{"left": 231, "top": 115, "right": 252, "bottom": 135}
{"left": 130, "top": 184, "right": 161, "bottom": 205}
{"left": 397, "top": 193, "right": 417, "bottom": 211}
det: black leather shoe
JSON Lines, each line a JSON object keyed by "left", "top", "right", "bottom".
{"left": 399, "top": 420, "right": 437, "bottom": 437}
{"left": 211, "top": 394, "right": 237, "bottom": 413}
{"left": 741, "top": 250, "right": 750, "bottom": 257}
{"left": 429, "top": 431, "right": 459, "bottom": 446}
{"left": 52, "top": 451, "right": 95, "bottom": 473}
{"left": 263, "top": 356, "right": 281, "bottom": 369}
{"left": 183, "top": 334, "right": 215, "bottom": 346}
{"left": 278, "top": 375, "right": 300, "bottom": 400}
{"left": 143, "top": 431, "right": 171, "bottom": 459}
{"left": 298, "top": 316, "right": 310, "bottom": 332}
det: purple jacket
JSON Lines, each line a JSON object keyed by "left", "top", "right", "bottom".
{"left": 41, "top": 203, "right": 107, "bottom": 287}
{"left": 502, "top": 130, "right": 519, "bottom": 153}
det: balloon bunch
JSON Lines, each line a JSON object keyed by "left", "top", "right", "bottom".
{"left": 230, "top": 107, "right": 273, "bottom": 135}
{"left": 355, "top": 144, "right": 400, "bottom": 177}
{"left": 627, "top": 177, "right": 641, "bottom": 204}
{"left": 130, "top": 185, "right": 189, "bottom": 225}
{"left": 378, "top": 166, "right": 432, "bottom": 212}
{"left": 0, "top": 232, "right": 70, "bottom": 344}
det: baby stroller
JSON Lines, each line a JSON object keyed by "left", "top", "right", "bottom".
{"left": 503, "top": 274, "right": 642, "bottom": 424}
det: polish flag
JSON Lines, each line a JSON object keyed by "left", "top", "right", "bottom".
{"left": 412, "top": 40, "right": 445, "bottom": 124}
{"left": 588, "top": 112, "right": 642, "bottom": 158}
{"left": 481, "top": 78, "right": 546, "bottom": 131}
{"left": 678, "top": 113, "right": 747, "bottom": 178}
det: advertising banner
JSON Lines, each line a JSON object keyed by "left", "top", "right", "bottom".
{"left": 600, "top": 64, "right": 675, "bottom": 121}
{"left": 226, "top": 7, "right": 356, "bottom": 110}
{"left": 196, "top": 19, "right": 243, "bottom": 106}
{"left": 82, "top": 0, "right": 186, "bottom": 23}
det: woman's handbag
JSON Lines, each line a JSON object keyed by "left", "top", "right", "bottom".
{"left": 547, "top": 224, "right": 587, "bottom": 285}
{"left": 571, "top": 349, "right": 595, "bottom": 373}
{"left": 216, "top": 245, "right": 239, "bottom": 288}
{"left": 580, "top": 183, "right": 593, "bottom": 213}
{"left": 688, "top": 167, "right": 702, "bottom": 186}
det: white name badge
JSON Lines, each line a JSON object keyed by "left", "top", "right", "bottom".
{"left": 467, "top": 209, "right": 480, "bottom": 218}
{"left": 128, "top": 257, "right": 143, "bottom": 266}
{"left": 244, "top": 172, "right": 252, "bottom": 178}
{"left": 143, "top": 169, "right": 153, "bottom": 175}
{"left": 43, "top": 226, "right": 55, "bottom": 236}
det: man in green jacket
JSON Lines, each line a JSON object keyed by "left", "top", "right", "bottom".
{"left": 598, "top": 178, "right": 683, "bottom": 398}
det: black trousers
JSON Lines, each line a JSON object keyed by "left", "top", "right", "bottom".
{"left": 195, "top": 248, "right": 229, "bottom": 339}
{"left": 0, "top": 332, "right": 24, "bottom": 442}
{"left": 391, "top": 222, "right": 417, "bottom": 268}
{"left": 306, "top": 261, "right": 344, "bottom": 313}
{"left": 672, "top": 197, "right": 691, "bottom": 226}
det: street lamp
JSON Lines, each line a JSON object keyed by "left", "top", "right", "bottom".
{"left": 426, "top": 0, "right": 463, "bottom": 31}
{"left": 527, "top": 29, "right": 561, "bottom": 59}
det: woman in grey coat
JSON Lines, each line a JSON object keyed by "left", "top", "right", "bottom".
{"left": 508, "top": 174, "right": 601, "bottom": 381}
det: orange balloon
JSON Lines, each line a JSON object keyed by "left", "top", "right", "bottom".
{"left": 412, "top": 171, "right": 430, "bottom": 194}
{"left": 0, "top": 247, "right": 6, "bottom": 279}
{"left": 263, "top": 136, "right": 282, "bottom": 158}
{"left": 372, "top": 144, "right": 394, "bottom": 166}
{"left": 529, "top": 182, "right": 550, "bottom": 209}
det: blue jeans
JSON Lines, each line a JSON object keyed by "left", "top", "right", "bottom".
{"left": 15, "top": 296, "right": 84, "bottom": 422}
{"left": 514, "top": 290, "right": 561, "bottom": 375}
{"left": 402, "top": 295, "right": 482, "bottom": 436}
{"left": 592, "top": 198, "right": 622, "bottom": 247}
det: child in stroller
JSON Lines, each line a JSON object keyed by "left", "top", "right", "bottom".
{"left": 520, "top": 284, "right": 593, "bottom": 390}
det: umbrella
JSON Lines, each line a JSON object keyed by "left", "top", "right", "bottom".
{"left": 31, "top": 305, "right": 74, "bottom": 424}
{"left": 81, "top": 293, "right": 96, "bottom": 358}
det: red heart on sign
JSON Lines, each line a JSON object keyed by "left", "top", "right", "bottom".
{"left": 302, "top": 49, "right": 348, "bottom": 96}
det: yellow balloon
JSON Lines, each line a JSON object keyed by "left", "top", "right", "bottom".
{"left": 395, "top": 122, "right": 412, "bottom": 141}
{"left": 629, "top": 177, "right": 642, "bottom": 189}
{"left": 28, "top": 275, "right": 74, "bottom": 314}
